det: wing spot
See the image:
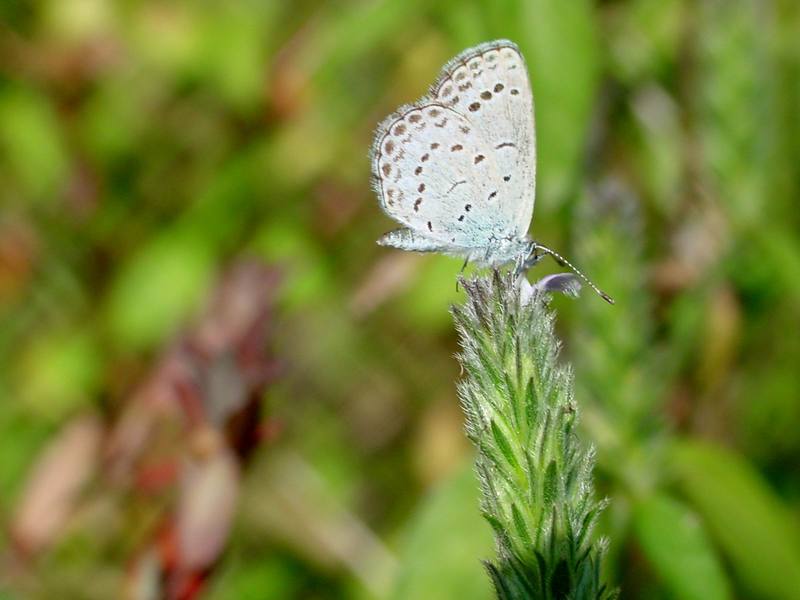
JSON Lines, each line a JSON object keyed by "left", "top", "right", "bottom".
{"left": 384, "top": 140, "right": 395, "bottom": 155}
{"left": 468, "top": 102, "right": 481, "bottom": 112}
{"left": 448, "top": 95, "right": 460, "bottom": 106}
{"left": 488, "top": 191, "right": 497, "bottom": 200}
{"left": 442, "top": 85, "right": 453, "bottom": 97}
{"left": 474, "top": 154, "right": 485, "bottom": 164}
{"left": 414, "top": 198, "right": 422, "bottom": 211}
{"left": 434, "top": 118, "right": 448, "bottom": 128}
{"left": 458, "top": 82, "right": 472, "bottom": 92}
{"left": 451, "top": 144, "right": 463, "bottom": 152}
{"left": 382, "top": 163, "right": 391, "bottom": 176}
{"left": 503, "top": 175, "right": 511, "bottom": 182}
{"left": 418, "top": 183, "right": 426, "bottom": 192}
{"left": 510, "top": 88, "right": 519, "bottom": 95}
{"left": 470, "top": 61, "right": 480, "bottom": 70}
{"left": 496, "top": 142, "right": 516, "bottom": 149}
{"left": 451, "top": 237, "right": 456, "bottom": 243}
{"left": 494, "top": 83, "right": 504, "bottom": 93}
{"left": 393, "top": 124, "right": 406, "bottom": 136}
{"left": 427, "top": 221, "right": 433, "bottom": 232}
{"left": 509, "top": 65, "right": 518, "bottom": 70}
{"left": 421, "top": 153, "right": 429, "bottom": 162}
{"left": 472, "top": 69, "right": 483, "bottom": 78}
{"left": 415, "top": 166, "right": 423, "bottom": 175}
{"left": 430, "top": 142, "right": 440, "bottom": 150}
{"left": 455, "top": 71, "right": 467, "bottom": 82}
{"left": 458, "top": 215, "right": 465, "bottom": 222}
{"left": 480, "top": 91, "right": 492, "bottom": 100}
{"left": 460, "top": 126, "right": 470, "bottom": 134}
{"left": 408, "top": 114, "right": 422, "bottom": 123}
{"left": 429, "top": 108, "right": 441, "bottom": 117}
{"left": 465, "top": 204, "right": 472, "bottom": 212}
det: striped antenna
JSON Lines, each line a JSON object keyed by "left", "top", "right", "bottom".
{"left": 534, "top": 243, "right": 615, "bottom": 305}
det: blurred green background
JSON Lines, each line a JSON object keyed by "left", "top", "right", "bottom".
{"left": 1, "top": 1, "right": 800, "bottom": 599}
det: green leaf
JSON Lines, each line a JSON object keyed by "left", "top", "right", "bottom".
{"left": 542, "top": 459, "right": 558, "bottom": 506}
{"left": 491, "top": 419, "right": 521, "bottom": 473}
{"left": 16, "top": 330, "right": 102, "bottom": 422}
{"left": 671, "top": 440, "right": 800, "bottom": 600}
{"left": 633, "top": 493, "right": 732, "bottom": 600}
{"left": 0, "top": 86, "right": 68, "bottom": 201}
{"left": 511, "top": 502, "right": 534, "bottom": 549}
{"left": 398, "top": 256, "right": 464, "bottom": 333}
{"left": 206, "top": 554, "right": 299, "bottom": 600}
{"left": 392, "top": 460, "right": 494, "bottom": 600}
{"left": 696, "top": 0, "right": 770, "bottom": 224}
{"left": 518, "top": 0, "right": 599, "bottom": 206}
{"left": 104, "top": 231, "right": 214, "bottom": 350}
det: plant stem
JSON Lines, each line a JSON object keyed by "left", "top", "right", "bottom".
{"left": 451, "top": 272, "right": 615, "bottom": 600}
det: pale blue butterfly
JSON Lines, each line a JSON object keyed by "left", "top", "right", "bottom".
{"left": 370, "top": 39, "right": 613, "bottom": 304}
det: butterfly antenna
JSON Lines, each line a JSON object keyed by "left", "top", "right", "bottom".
{"left": 535, "top": 244, "right": 615, "bottom": 305}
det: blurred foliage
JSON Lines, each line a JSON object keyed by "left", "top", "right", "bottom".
{"left": 1, "top": 0, "right": 800, "bottom": 599}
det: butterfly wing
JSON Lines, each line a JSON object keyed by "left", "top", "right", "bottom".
{"left": 370, "top": 39, "right": 536, "bottom": 252}
{"left": 372, "top": 103, "right": 514, "bottom": 251}
{"left": 430, "top": 39, "right": 536, "bottom": 238}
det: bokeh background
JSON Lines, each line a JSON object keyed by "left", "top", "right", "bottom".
{"left": 2, "top": 1, "right": 800, "bottom": 598}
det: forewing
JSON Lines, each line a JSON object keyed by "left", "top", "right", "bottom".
{"left": 430, "top": 40, "right": 536, "bottom": 237}
{"left": 371, "top": 103, "right": 513, "bottom": 249}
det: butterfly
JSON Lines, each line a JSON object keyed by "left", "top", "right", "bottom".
{"left": 370, "top": 39, "right": 613, "bottom": 304}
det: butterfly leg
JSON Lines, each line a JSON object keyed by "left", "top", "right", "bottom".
{"left": 455, "top": 257, "right": 470, "bottom": 292}
{"left": 513, "top": 255, "right": 526, "bottom": 279}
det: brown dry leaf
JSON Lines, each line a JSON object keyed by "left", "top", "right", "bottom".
{"left": 125, "top": 546, "right": 162, "bottom": 600}
{"left": 11, "top": 414, "right": 103, "bottom": 555}
{"left": 175, "top": 444, "right": 240, "bottom": 571}
{"left": 412, "top": 396, "right": 470, "bottom": 487}
{"left": 349, "top": 252, "right": 419, "bottom": 317}
{"left": 192, "top": 261, "right": 279, "bottom": 356}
